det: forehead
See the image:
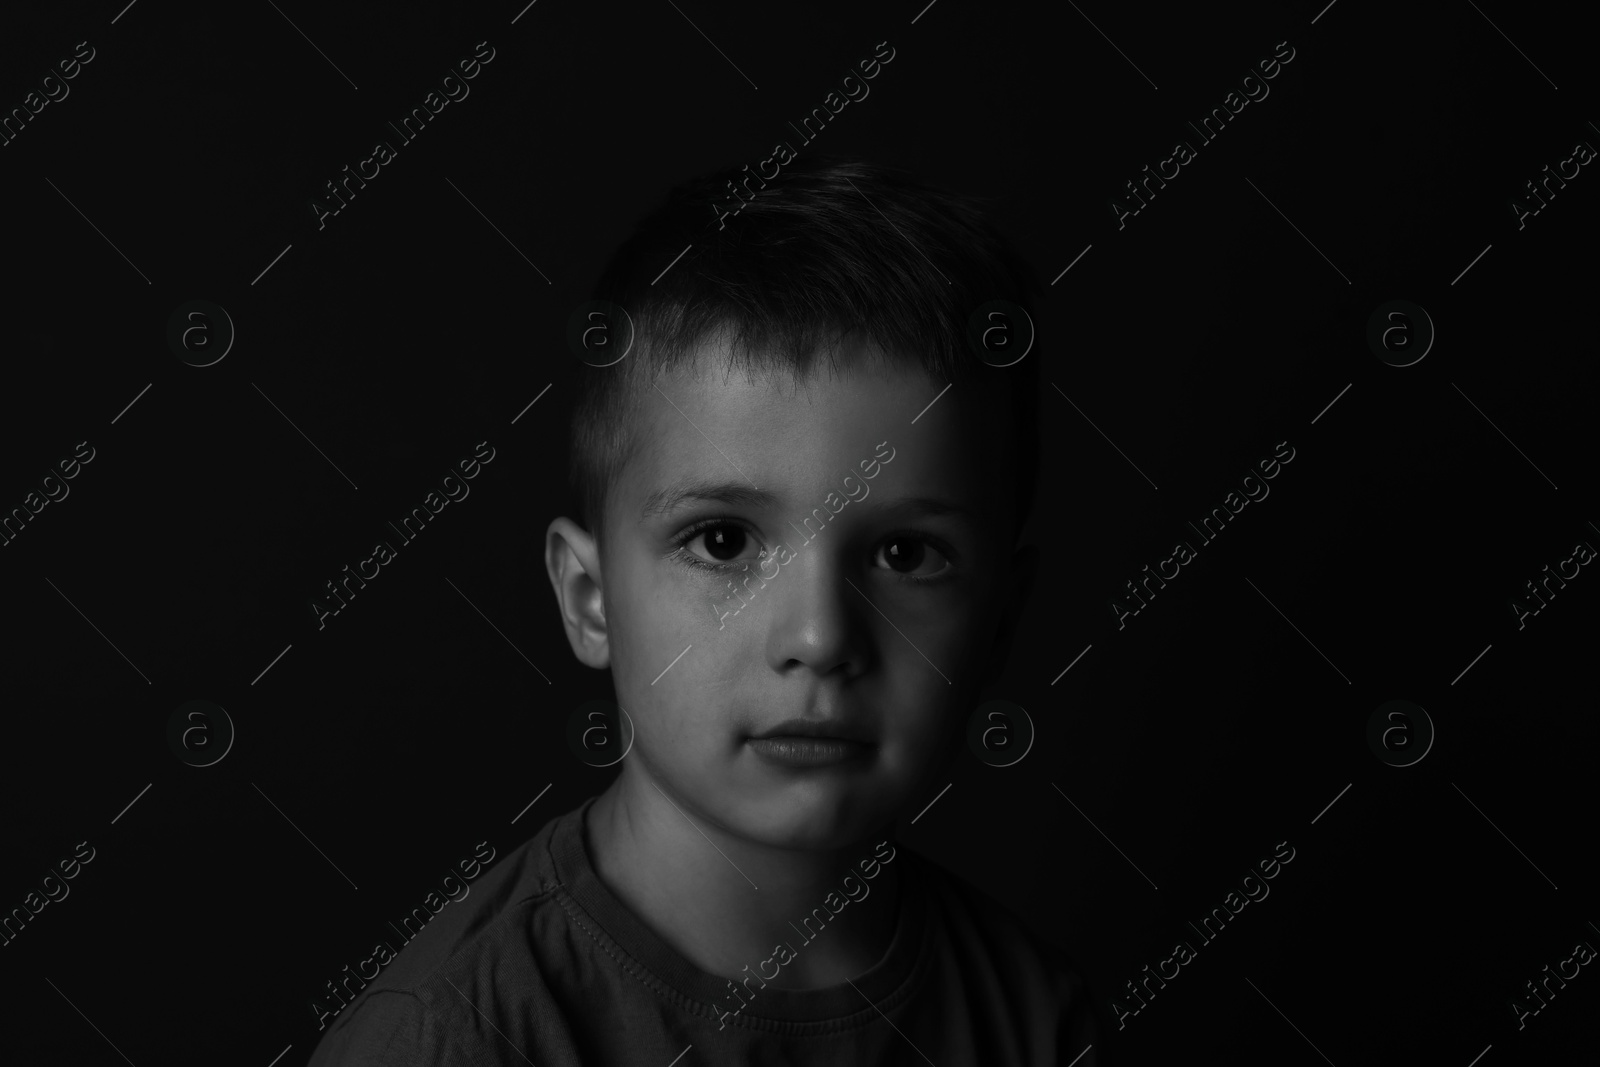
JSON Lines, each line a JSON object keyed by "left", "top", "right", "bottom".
{"left": 611, "top": 338, "right": 1014, "bottom": 521}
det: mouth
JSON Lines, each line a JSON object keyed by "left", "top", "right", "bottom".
{"left": 745, "top": 735, "right": 875, "bottom": 767}
{"left": 745, "top": 717, "right": 876, "bottom": 767}
{"left": 748, "top": 717, "right": 873, "bottom": 743}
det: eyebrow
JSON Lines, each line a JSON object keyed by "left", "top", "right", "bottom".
{"left": 639, "top": 478, "right": 975, "bottom": 522}
{"left": 641, "top": 480, "right": 781, "bottom": 519}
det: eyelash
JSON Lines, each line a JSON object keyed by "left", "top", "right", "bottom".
{"left": 667, "top": 518, "right": 954, "bottom": 584}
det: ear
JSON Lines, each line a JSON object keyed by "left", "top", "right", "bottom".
{"left": 545, "top": 517, "right": 610, "bottom": 669}
{"left": 981, "top": 541, "right": 1038, "bottom": 689}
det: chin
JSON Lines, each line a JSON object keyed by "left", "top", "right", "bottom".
{"left": 740, "top": 788, "right": 887, "bottom": 850}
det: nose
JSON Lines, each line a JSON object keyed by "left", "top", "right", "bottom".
{"left": 763, "top": 546, "right": 871, "bottom": 679}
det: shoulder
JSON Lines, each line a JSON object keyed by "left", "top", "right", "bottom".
{"left": 908, "top": 849, "right": 1081, "bottom": 979}
{"left": 303, "top": 989, "right": 467, "bottom": 1067}
{"left": 304, "top": 806, "right": 577, "bottom": 1066}
{"left": 903, "top": 849, "right": 1100, "bottom": 1056}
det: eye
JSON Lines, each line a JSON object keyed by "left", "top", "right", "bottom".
{"left": 873, "top": 533, "right": 952, "bottom": 581}
{"left": 679, "top": 521, "right": 762, "bottom": 565}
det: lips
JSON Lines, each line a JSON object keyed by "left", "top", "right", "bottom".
{"left": 746, "top": 736, "right": 874, "bottom": 768}
{"left": 746, "top": 717, "right": 876, "bottom": 769}
{"left": 748, "top": 717, "right": 874, "bottom": 744}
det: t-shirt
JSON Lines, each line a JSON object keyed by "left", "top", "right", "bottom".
{"left": 304, "top": 795, "right": 1099, "bottom": 1066}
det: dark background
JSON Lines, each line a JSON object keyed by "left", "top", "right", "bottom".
{"left": 1, "top": 1, "right": 1595, "bottom": 1063}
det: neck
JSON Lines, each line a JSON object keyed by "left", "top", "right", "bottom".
{"left": 584, "top": 760, "right": 902, "bottom": 990}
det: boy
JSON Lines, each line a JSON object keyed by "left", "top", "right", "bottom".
{"left": 306, "top": 159, "right": 1098, "bottom": 1065}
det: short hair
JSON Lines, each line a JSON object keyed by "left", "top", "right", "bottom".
{"left": 567, "top": 157, "right": 1041, "bottom": 548}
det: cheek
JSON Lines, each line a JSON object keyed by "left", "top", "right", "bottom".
{"left": 607, "top": 555, "right": 688, "bottom": 680}
{"left": 879, "top": 582, "right": 994, "bottom": 669}
{"left": 878, "top": 681, "right": 962, "bottom": 765}
{"left": 614, "top": 595, "right": 745, "bottom": 749}
{"left": 636, "top": 693, "right": 703, "bottom": 758}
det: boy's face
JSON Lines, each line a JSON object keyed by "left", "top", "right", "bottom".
{"left": 556, "top": 338, "right": 1032, "bottom": 851}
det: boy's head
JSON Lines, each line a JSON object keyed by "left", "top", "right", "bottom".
{"left": 547, "top": 158, "right": 1042, "bottom": 851}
